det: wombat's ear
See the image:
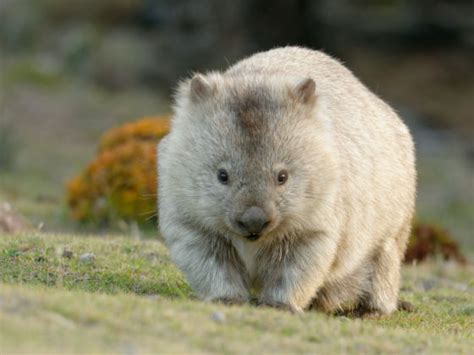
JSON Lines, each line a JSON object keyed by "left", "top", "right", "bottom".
{"left": 292, "top": 78, "right": 316, "bottom": 104}
{"left": 189, "top": 74, "right": 215, "bottom": 101}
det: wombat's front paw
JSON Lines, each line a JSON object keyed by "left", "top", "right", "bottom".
{"left": 348, "top": 303, "right": 393, "bottom": 319}
{"left": 212, "top": 297, "right": 247, "bottom": 305}
{"left": 257, "top": 299, "right": 302, "bottom": 313}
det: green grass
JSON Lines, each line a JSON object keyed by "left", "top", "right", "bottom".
{"left": 0, "top": 233, "right": 190, "bottom": 298}
{"left": 1, "top": 233, "right": 472, "bottom": 354}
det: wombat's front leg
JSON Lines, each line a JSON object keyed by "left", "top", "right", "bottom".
{"left": 258, "top": 235, "right": 337, "bottom": 313}
{"left": 166, "top": 223, "right": 250, "bottom": 303}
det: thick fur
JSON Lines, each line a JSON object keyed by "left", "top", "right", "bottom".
{"left": 158, "top": 47, "right": 416, "bottom": 314}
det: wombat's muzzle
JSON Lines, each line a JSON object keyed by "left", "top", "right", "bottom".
{"left": 237, "top": 206, "right": 272, "bottom": 241}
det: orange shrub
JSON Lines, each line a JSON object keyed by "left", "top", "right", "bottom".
{"left": 404, "top": 222, "right": 466, "bottom": 265}
{"left": 99, "top": 117, "right": 170, "bottom": 152}
{"left": 67, "top": 117, "right": 170, "bottom": 225}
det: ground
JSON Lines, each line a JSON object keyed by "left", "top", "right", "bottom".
{"left": 1, "top": 233, "right": 473, "bottom": 354}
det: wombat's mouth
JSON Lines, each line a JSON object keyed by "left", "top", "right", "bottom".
{"left": 245, "top": 233, "right": 261, "bottom": 242}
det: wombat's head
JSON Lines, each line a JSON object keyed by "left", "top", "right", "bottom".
{"left": 164, "top": 73, "right": 336, "bottom": 242}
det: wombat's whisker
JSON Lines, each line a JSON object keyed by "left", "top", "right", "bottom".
{"left": 145, "top": 213, "right": 158, "bottom": 222}
{"left": 139, "top": 209, "right": 157, "bottom": 216}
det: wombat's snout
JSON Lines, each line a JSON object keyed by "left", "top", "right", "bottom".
{"left": 237, "top": 206, "right": 272, "bottom": 240}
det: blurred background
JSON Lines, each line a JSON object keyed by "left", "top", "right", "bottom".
{"left": 0, "top": 0, "right": 473, "bottom": 252}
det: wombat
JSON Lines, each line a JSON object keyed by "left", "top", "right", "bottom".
{"left": 158, "top": 47, "right": 416, "bottom": 315}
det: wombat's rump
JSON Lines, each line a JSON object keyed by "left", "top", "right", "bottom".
{"left": 158, "top": 47, "right": 416, "bottom": 314}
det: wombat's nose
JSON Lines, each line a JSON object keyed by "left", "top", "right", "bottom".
{"left": 237, "top": 206, "right": 271, "bottom": 237}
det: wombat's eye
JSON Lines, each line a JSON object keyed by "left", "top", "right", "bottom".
{"left": 217, "top": 169, "right": 229, "bottom": 184}
{"left": 277, "top": 170, "right": 288, "bottom": 185}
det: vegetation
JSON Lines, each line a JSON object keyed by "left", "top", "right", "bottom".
{"left": 406, "top": 222, "right": 467, "bottom": 265}
{"left": 1, "top": 232, "right": 472, "bottom": 354}
{"left": 66, "top": 117, "right": 169, "bottom": 225}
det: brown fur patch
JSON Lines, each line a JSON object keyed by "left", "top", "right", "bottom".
{"left": 228, "top": 86, "right": 277, "bottom": 133}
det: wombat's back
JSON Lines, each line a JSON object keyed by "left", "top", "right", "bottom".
{"left": 227, "top": 47, "right": 365, "bottom": 98}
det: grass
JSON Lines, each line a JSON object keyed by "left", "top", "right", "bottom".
{"left": 0, "top": 233, "right": 190, "bottom": 298}
{"left": 1, "top": 233, "right": 472, "bottom": 354}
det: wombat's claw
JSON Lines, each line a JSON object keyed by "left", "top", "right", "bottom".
{"left": 257, "top": 300, "right": 300, "bottom": 313}
{"left": 342, "top": 304, "right": 384, "bottom": 319}
{"left": 397, "top": 299, "right": 415, "bottom": 313}
{"left": 212, "top": 297, "right": 245, "bottom": 305}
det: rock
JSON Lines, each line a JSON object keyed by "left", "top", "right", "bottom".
{"left": 62, "top": 248, "right": 73, "bottom": 259}
{"left": 211, "top": 311, "right": 226, "bottom": 324}
{"left": 0, "top": 202, "right": 31, "bottom": 233}
{"left": 420, "top": 278, "right": 438, "bottom": 291}
{"left": 146, "top": 295, "right": 160, "bottom": 301}
{"left": 37, "top": 222, "right": 44, "bottom": 231}
{"left": 79, "top": 252, "right": 95, "bottom": 264}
